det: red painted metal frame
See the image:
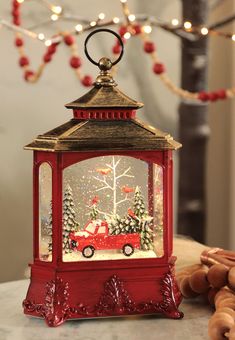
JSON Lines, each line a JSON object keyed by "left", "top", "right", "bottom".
{"left": 23, "top": 148, "right": 183, "bottom": 326}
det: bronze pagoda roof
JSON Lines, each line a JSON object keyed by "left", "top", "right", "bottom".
{"left": 25, "top": 58, "right": 181, "bottom": 153}
{"left": 25, "top": 118, "right": 182, "bottom": 152}
{"left": 65, "top": 85, "right": 143, "bottom": 109}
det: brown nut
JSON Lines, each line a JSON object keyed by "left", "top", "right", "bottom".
{"left": 216, "top": 297, "right": 235, "bottom": 310}
{"left": 228, "top": 267, "right": 235, "bottom": 291}
{"left": 208, "top": 312, "right": 234, "bottom": 340}
{"left": 229, "top": 324, "right": 235, "bottom": 340}
{"left": 215, "top": 288, "right": 234, "bottom": 307}
{"left": 180, "top": 276, "right": 198, "bottom": 298}
{"left": 208, "top": 287, "right": 220, "bottom": 307}
{"left": 207, "top": 264, "right": 229, "bottom": 289}
{"left": 189, "top": 269, "right": 210, "bottom": 294}
{"left": 176, "top": 274, "right": 187, "bottom": 287}
{"left": 216, "top": 307, "right": 235, "bottom": 320}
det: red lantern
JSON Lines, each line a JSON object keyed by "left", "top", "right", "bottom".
{"left": 23, "top": 29, "right": 183, "bottom": 327}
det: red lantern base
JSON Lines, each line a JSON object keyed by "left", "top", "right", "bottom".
{"left": 23, "top": 257, "right": 183, "bottom": 327}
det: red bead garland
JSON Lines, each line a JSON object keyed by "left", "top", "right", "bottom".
{"left": 198, "top": 90, "right": 227, "bottom": 102}
{"left": 153, "top": 62, "right": 165, "bottom": 75}
{"left": 119, "top": 26, "right": 128, "bottom": 37}
{"left": 19, "top": 56, "right": 29, "bottom": 67}
{"left": 217, "top": 89, "right": 227, "bottom": 99}
{"left": 133, "top": 24, "right": 142, "bottom": 35}
{"left": 198, "top": 91, "right": 209, "bottom": 102}
{"left": 70, "top": 56, "right": 82, "bottom": 69}
{"left": 15, "top": 37, "right": 23, "bottom": 47}
{"left": 112, "top": 44, "right": 121, "bottom": 55}
{"left": 43, "top": 43, "right": 57, "bottom": 64}
{"left": 209, "top": 92, "right": 219, "bottom": 102}
{"left": 24, "top": 70, "right": 34, "bottom": 81}
{"left": 144, "top": 41, "right": 156, "bottom": 53}
{"left": 12, "top": 0, "right": 93, "bottom": 85}
{"left": 12, "top": 0, "right": 20, "bottom": 26}
{"left": 11, "top": 0, "right": 234, "bottom": 98}
{"left": 47, "top": 44, "right": 57, "bottom": 55}
{"left": 64, "top": 35, "right": 75, "bottom": 46}
{"left": 82, "top": 75, "right": 93, "bottom": 87}
{"left": 43, "top": 54, "right": 52, "bottom": 63}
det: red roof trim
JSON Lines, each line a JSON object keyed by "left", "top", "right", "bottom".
{"left": 73, "top": 109, "right": 136, "bottom": 120}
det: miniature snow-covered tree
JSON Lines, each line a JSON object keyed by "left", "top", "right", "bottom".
{"left": 90, "top": 204, "right": 98, "bottom": 220}
{"left": 133, "top": 187, "right": 154, "bottom": 250}
{"left": 140, "top": 217, "right": 154, "bottom": 250}
{"left": 108, "top": 215, "right": 123, "bottom": 235}
{"left": 109, "top": 188, "right": 154, "bottom": 251}
{"left": 63, "top": 184, "right": 79, "bottom": 253}
{"left": 90, "top": 196, "right": 99, "bottom": 220}
{"left": 133, "top": 186, "right": 146, "bottom": 218}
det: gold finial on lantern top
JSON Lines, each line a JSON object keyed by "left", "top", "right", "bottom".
{"left": 95, "top": 57, "right": 116, "bottom": 87}
{"left": 98, "top": 57, "right": 113, "bottom": 71}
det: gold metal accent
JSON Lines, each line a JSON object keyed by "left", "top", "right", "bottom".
{"left": 98, "top": 57, "right": 113, "bottom": 71}
{"left": 95, "top": 57, "right": 116, "bottom": 87}
{"left": 65, "top": 85, "right": 143, "bottom": 109}
{"left": 24, "top": 118, "right": 182, "bottom": 152}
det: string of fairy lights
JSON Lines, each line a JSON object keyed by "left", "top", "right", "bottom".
{"left": 2, "top": 0, "right": 235, "bottom": 102}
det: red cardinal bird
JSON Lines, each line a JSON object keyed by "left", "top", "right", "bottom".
{"left": 96, "top": 168, "right": 111, "bottom": 175}
{"left": 122, "top": 185, "right": 134, "bottom": 194}
{"left": 128, "top": 208, "right": 138, "bottom": 220}
{"left": 91, "top": 196, "right": 99, "bottom": 205}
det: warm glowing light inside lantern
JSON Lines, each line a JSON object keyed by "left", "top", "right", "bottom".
{"left": 201, "top": 27, "right": 209, "bottom": 35}
{"left": 184, "top": 21, "right": 192, "bottom": 30}
{"left": 232, "top": 34, "right": 235, "bottom": 41}
{"left": 90, "top": 21, "right": 97, "bottom": 27}
{"left": 75, "top": 24, "right": 83, "bottom": 32}
{"left": 128, "top": 14, "right": 136, "bottom": 22}
{"left": 120, "top": 0, "right": 127, "bottom": 3}
{"left": 17, "top": 0, "right": 24, "bottom": 3}
{"left": 143, "top": 25, "right": 152, "bottom": 34}
{"left": 171, "top": 18, "right": 179, "bottom": 26}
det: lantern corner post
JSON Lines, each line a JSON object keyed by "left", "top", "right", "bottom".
{"left": 51, "top": 152, "right": 63, "bottom": 266}
{"left": 32, "top": 151, "right": 39, "bottom": 261}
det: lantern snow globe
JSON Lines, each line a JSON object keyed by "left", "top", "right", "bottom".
{"left": 23, "top": 29, "right": 183, "bottom": 326}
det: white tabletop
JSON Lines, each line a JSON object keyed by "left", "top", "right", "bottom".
{"left": 0, "top": 279, "right": 212, "bottom": 340}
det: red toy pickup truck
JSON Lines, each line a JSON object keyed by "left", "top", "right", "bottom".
{"left": 69, "top": 220, "right": 141, "bottom": 258}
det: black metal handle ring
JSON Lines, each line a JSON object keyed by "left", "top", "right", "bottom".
{"left": 84, "top": 28, "right": 124, "bottom": 66}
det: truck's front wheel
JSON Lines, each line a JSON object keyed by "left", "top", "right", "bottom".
{"left": 123, "top": 244, "right": 134, "bottom": 256}
{"left": 82, "top": 246, "right": 95, "bottom": 258}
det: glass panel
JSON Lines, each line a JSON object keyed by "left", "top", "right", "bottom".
{"left": 62, "top": 156, "right": 164, "bottom": 262}
{"left": 153, "top": 164, "right": 164, "bottom": 257}
{"left": 39, "top": 162, "right": 52, "bottom": 261}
